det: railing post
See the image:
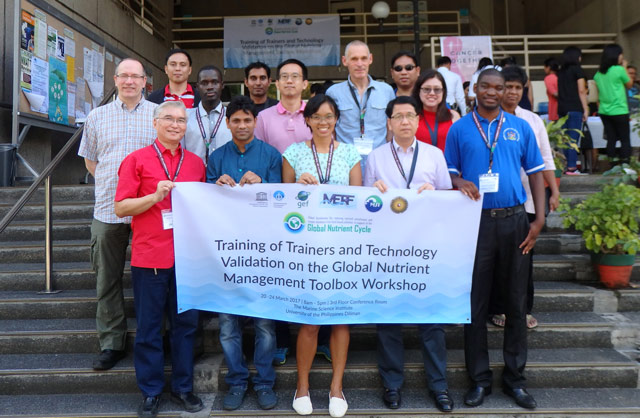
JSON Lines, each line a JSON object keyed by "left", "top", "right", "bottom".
{"left": 40, "top": 176, "right": 60, "bottom": 294}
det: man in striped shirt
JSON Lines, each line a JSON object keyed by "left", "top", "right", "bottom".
{"left": 78, "top": 58, "right": 157, "bottom": 371}
{"left": 147, "top": 48, "right": 200, "bottom": 108}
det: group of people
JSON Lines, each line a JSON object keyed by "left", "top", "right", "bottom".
{"left": 79, "top": 40, "right": 569, "bottom": 418}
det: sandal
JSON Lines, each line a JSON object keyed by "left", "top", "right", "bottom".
{"left": 526, "top": 314, "right": 538, "bottom": 329}
{"left": 491, "top": 314, "right": 506, "bottom": 327}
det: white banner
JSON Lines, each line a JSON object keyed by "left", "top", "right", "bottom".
{"left": 224, "top": 15, "right": 340, "bottom": 68}
{"left": 440, "top": 36, "right": 493, "bottom": 82}
{"left": 173, "top": 183, "right": 482, "bottom": 325}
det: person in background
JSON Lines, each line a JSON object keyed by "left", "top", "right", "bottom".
{"left": 558, "top": 46, "right": 590, "bottom": 174}
{"left": 468, "top": 57, "right": 498, "bottom": 103}
{"left": 411, "top": 70, "right": 460, "bottom": 153}
{"left": 463, "top": 81, "right": 473, "bottom": 113}
{"left": 543, "top": 57, "right": 560, "bottom": 121}
{"left": 244, "top": 61, "right": 278, "bottom": 114}
{"left": 148, "top": 48, "right": 199, "bottom": 108}
{"left": 436, "top": 56, "right": 467, "bottom": 115}
{"left": 594, "top": 44, "right": 633, "bottom": 164}
{"left": 625, "top": 65, "right": 640, "bottom": 114}
{"left": 390, "top": 51, "right": 420, "bottom": 97}
{"left": 500, "top": 56, "right": 533, "bottom": 110}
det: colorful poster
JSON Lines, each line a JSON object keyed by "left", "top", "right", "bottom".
{"left": 30, "top": 57, "right": 49, "bottom": 113}
{"left": 20, "top": 50, "right": 32, "bottom": 90}
{"left": 48, "top": 57, "right": 68, "bottom": 125}
{"left": 440, "top": 36, "right": 493, "bottom": 82}
{"left": 173, "top": 183, "right": 481, "bottom": 325}
{"left": 21, "top": 11, "right": 35, "bottom": 52}
{"left": 224, "top": 15, "right": 340, "bottom": 68}
{"left": 47, "top": 26, "right": 57, "bottom": 58}
{"left": 34, "top": 18, "right": 47, "bottom": 59}
{"left": 56, "top": 36, "right": 65, "bottom": 59}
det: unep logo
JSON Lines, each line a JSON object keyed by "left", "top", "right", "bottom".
{"left": 364, "top": 195, "right": 383, "bottom": 212}
{"left": 284, "top": 212, "right": 305, "bottom": 233}
{"left": 265, "top": 27, "right": 273, "bottom": 35}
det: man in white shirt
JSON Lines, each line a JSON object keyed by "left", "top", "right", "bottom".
{"left": 436, "top": 56, "right": 467, "bottom": 116}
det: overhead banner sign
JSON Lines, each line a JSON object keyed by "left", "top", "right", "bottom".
{"left": 224, "top": 15, "right": 340, "bottom": 68}
{"left": 172, "top": 183, "right": 482, "bottom": 325}
{"left": 440, "top": 36, "right": 493, "bottom": 82}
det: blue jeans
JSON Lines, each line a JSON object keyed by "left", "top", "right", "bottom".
{"left": 219, "top": 314, "right": 276, "bottom": 390}
{"left": 563, "top": 111, "right": 582, "bottom": 170}
{"left": 131, "top": 266, "right": 199, "bottom": 397}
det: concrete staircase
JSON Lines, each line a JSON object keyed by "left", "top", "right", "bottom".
{"left": 0, "top": 176, "right": 639, "bottom": 417}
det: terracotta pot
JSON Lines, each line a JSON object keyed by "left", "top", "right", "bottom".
{"left": 591, "top": 253, "right": 635, "bottom": 289}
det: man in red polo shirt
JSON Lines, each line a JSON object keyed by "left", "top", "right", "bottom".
{"left": 148, "top": 48, "right": 200, "bottom": 108}
{"left": 115, "top": 101, "right": 205, "bottom": 418}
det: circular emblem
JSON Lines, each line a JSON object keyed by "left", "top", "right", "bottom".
{"left": 265, "top": 27, "right": 273, "bottom": 35}
{"left": 365, "top": 195, "right": 383, "bottom": 213}
{"left": 390, "top": 197, "right": 408, "bottom": 214}
{"left": 273, "top": 191, "right": 285, "bottom": 201}
{"left": 503, "top": 127, "right": 520, "bottom": 141}
{"left": 296, "top": 191, "right": 310, "bottom": 201}
{"left": 305, "top": 18, "right": 313, "bottom": 25}
{"left": 284, "top": 212, "right": 305, "bottom": 233}
{"left": 295, "top": 18, "right": 303, "bottom": 25}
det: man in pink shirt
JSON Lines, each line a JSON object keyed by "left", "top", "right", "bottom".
{"left": 254, "top": 59, "right": 312, "bottom": 154}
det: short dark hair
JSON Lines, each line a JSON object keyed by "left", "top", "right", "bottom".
{"left": 436, "top": 56, "right": 452, "bottom": 67}
{"left": 226, "top": 95, "right": 257, "bottom": 119}
{"left": 411, "top": 69, "right": 452, "bottom": 122}
{"left": 477, "top": 68, "right": 505, "bottom": 84}
{"left": 277, "top": 59, "right": 308, "bottom": 80}
{"left": 628, "top": 65, "right": 637, "bottom": 71}
{"left": 197, "top": 65, "right": 222, "bottom": 82}
{"left": 310, "top": 83, "right": 326, "bottom": 96}
{"left": 561, "top": 46, "right": 582, "bottom": 68}
{"left": 303, "top": 94, "right": 340, "bottom": 121}
{"left": 244, "top": 61, "right": 271, "bottom": 79}
{"left": 501, "top": 65, "right": 528, "bottom": 86}
{"left": 599, "top": 43, "right": 624, "bottom": 74}
{"left": 477, "top": 57, "right": 493, "bottom": 71}
{"left": 499, "top": 56, "right": 517, "bottom": 67}
{"left": 165, "top": 48, "right": 192, "bottom": 66}
{"left": 391, "top": 51, "right": 418, "bottom": 68}
{"left": 463, "top": 81, "right": 470, "bottom": 89}
{"left": 385, "top": 96, "right": 420, "bottom": 119}
{"left": 544, "top": 57, "right": 560, "bottom": 72}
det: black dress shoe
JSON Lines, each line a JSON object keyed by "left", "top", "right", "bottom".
{"left": 464, "top": 386, "right": 491, "bottom": 407}
{"left": 503, "top": 386, "right": 537, "bottom": 409}
{"left": 382, "top": 388, "right": 401, "bottom": 409}
{"left": 138, "top": 396, "right": 160, "bottom": 418}
{"left": 170, "top": 391, "right": 204, "bottom": 413}
{"left": 430, "top": 390, "right": 454, "bottom": 412}
{"left": 92, "top": 349, "right": 125, "bottom": 370}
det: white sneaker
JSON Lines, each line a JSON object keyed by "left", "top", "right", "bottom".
{"left": 292, "top": 390, "right": 313, "bottom": 415}
{"left": 329, "top": 392, "right": 348, "bottom": 417}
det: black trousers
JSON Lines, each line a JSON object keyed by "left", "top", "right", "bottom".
{"left": 600, "top": 113, "right": 631, "bottom": 162}
{"left": 464, "top": 210, "right": 530, "bottom": 389}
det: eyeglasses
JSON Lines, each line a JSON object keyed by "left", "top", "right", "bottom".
{"left": 115, "top": 74, "right": 145, "bottom": 81}
{"left": 420, "top": 87, "right": 443, "bottom": 95}
{"left": 390, "top": 113, "right": 418, "bottom": 121}
{"left": 157, "top": 116, "right": 187, "bottom": 125}
{"left": 309, "top": 114, "right": 336, "bottom": 123}
{"left": 279, "top": 73, "right": 302, "bottom": 81}
{"left": 392, "top": 64, "right": 417, "bottom": 72}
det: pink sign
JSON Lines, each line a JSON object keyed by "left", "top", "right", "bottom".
{"left": 440, "top": 36, "right": 492, "bottom": 82}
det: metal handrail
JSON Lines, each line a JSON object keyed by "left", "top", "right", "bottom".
{"left": 0, "top": 87, "right": 117, "bottom": 293}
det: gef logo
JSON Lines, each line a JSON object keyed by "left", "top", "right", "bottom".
{"left": 320, "top": 193, "right": 357, "bottom": 209}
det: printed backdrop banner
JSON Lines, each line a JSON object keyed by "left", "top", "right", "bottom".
{"left": 440, "top": 36, "right": 493, "bottom": 82}
{"left": 224, "top": 15, "right": 340, "bottom": 68}
{"left": 173, "top": 183, "right": 482, "bottom": 325}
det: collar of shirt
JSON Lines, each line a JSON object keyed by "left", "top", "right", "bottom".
{"left": 230, "top": 138, "right": 257, "bottom": 154}
{"left": 198, "top": 101, "right": 224, "bottom": 119}
{"left": 154, "top": 138, "right": 182, "bottom": 156}
{"left": 392, "top": 137, "right": 417, "bottom": 153}
{"left": 474, "top": 109, "right": 503, "bottom": 124}
{"left": 115, "top": 95, "right": 145, "bottom": 112}
{"left": 163, "top": 83, "right": 194, "bottom": 100}
{"left": 347, "top": 74, "right": 375, "bottom": 92}
{"left": 276, "top": 100, "right": 306, "bottom": 115}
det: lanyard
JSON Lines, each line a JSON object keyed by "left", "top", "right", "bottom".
{"left": 152, "top": 142, "right": 184, "bottom": 182}
{"left": 196, "top": 106, "right": 225, "bottom": 162}
{"left": 390, "top": 140, "right": 419, "bottom": 189}
{"left": 423, "top": 114, "right": 439, "bottom": 148}
{"left": 471, "top": 110, "right": 504, "bottom": 173}
{"left": 348, "top": 84, "right": 372, "bottom": 136}
{"left": 311, "top": 139, "right": 334, "bottom": 184}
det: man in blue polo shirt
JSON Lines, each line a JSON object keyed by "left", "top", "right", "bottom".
{"left": 444, "top": 68, "right": 545, "bottom": 411}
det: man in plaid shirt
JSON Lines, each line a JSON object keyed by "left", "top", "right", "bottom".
{"left": 78, "top": 58, "right": 157, "bottom": 370}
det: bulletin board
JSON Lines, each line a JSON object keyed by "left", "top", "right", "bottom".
{"left": 15, "top": 0, "right": 124, "bottom": 130}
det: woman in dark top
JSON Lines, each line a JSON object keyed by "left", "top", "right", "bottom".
{"left": 557, "top": 46, "right": 589, "bottom": 174}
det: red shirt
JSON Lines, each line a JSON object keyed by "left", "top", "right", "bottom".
{"left": 163, "top": 83, "right": 196, "bottom": 108}
{"left": 544, "top": 73, "right": 559, "bottom": 121}
{"left": 415, "top": 110, "right": 454, "bottom": 153}
{"left": 115, "top": 139, "right": 205, "bottom": 268}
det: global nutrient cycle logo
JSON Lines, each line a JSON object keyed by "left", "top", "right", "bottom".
{"left": 284, "top": 212, "right": 305, "bottom": 233}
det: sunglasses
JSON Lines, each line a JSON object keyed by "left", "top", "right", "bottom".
{"left": 392, "top": 64, "right": 416, "bottom": 72}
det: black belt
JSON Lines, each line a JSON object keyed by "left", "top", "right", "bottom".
{"left": 482, "top": 205, "right": 525, "bottom": 218}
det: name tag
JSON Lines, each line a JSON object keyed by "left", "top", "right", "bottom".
{"left": 161, "top": 209, "right": 173, "bottom": 230}
{"left": 353, "top": 136, "right": 374, "bottom": 155}
{"left": 479, "top": 173, "right": 499, "bottom": 193}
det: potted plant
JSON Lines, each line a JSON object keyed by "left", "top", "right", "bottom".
{"left": 602, "top": 157, "right": 640, "bottom": 186}
{"left": 559, "top": 183, "right": 640, "bottom": 288}
{"left": 545, "top": 115, "right": 582, "bottom": 183}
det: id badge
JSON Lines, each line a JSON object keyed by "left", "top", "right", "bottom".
{"left": 161, "top": 209, "right": 173, "bottom": 230}
{"left": 353, "top": 136, "right": 374, "bottom": 155}
{"left": 479, "top": 173, "right": 499, "bottom": 193}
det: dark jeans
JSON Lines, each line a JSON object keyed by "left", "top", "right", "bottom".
{"left": 600, "top": 113, "right": 631, "bottom": 162}
{"left": 562, "top": 111, "right": 582, "bottom": 170}
{"left": 464, "top": 210, "right": 530, "bottom": 389}
{"left": 131, "top": 266, "right": 199, "bottom": 397}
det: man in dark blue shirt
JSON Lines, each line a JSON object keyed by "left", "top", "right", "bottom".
{"left": 205, "top": 96, "right": 281, "bottom": 411}
{"left": 445, "top": 69, "right": 545, "bottom": 411}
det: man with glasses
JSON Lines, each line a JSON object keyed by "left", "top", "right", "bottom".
{"left": 183, "top": 65, "right": 232, "bottom": 164}
{"left": 364, "top": 96, "right": 453, "bottom": 413}
{"left": 244, "top": 61, "right": 278, "bottom": 114}
{"left": 390, "top": 51, "right": 420, "bottom": 97}
{"left": 254, "top": 58, "right": 312, "bottom": 154}
{"left": 115, "top": 101, "right": 205, "bottom": 418}
{"left": 148, "top": 48, "right": 200, "bottom": 108}
{"left": 436, "top": 56, "right": 467, "bottom": 116}
{"left": 79, "top": 58, "right": 157, "bottom": 372}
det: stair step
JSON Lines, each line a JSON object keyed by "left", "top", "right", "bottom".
{"left": 0, "top": 185, "right": 95, "bottom": 204}
{"left": 0, "top": 221, "right": 91, "bottom": 242}
{"left": 0, "top": 202, "right": 94, "bottom": 222}
{"left": 0, "top": 241, "right": 130, "bottom": 264}
{"left": 558, "top": 174, "right": 606, "bottom": 192}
